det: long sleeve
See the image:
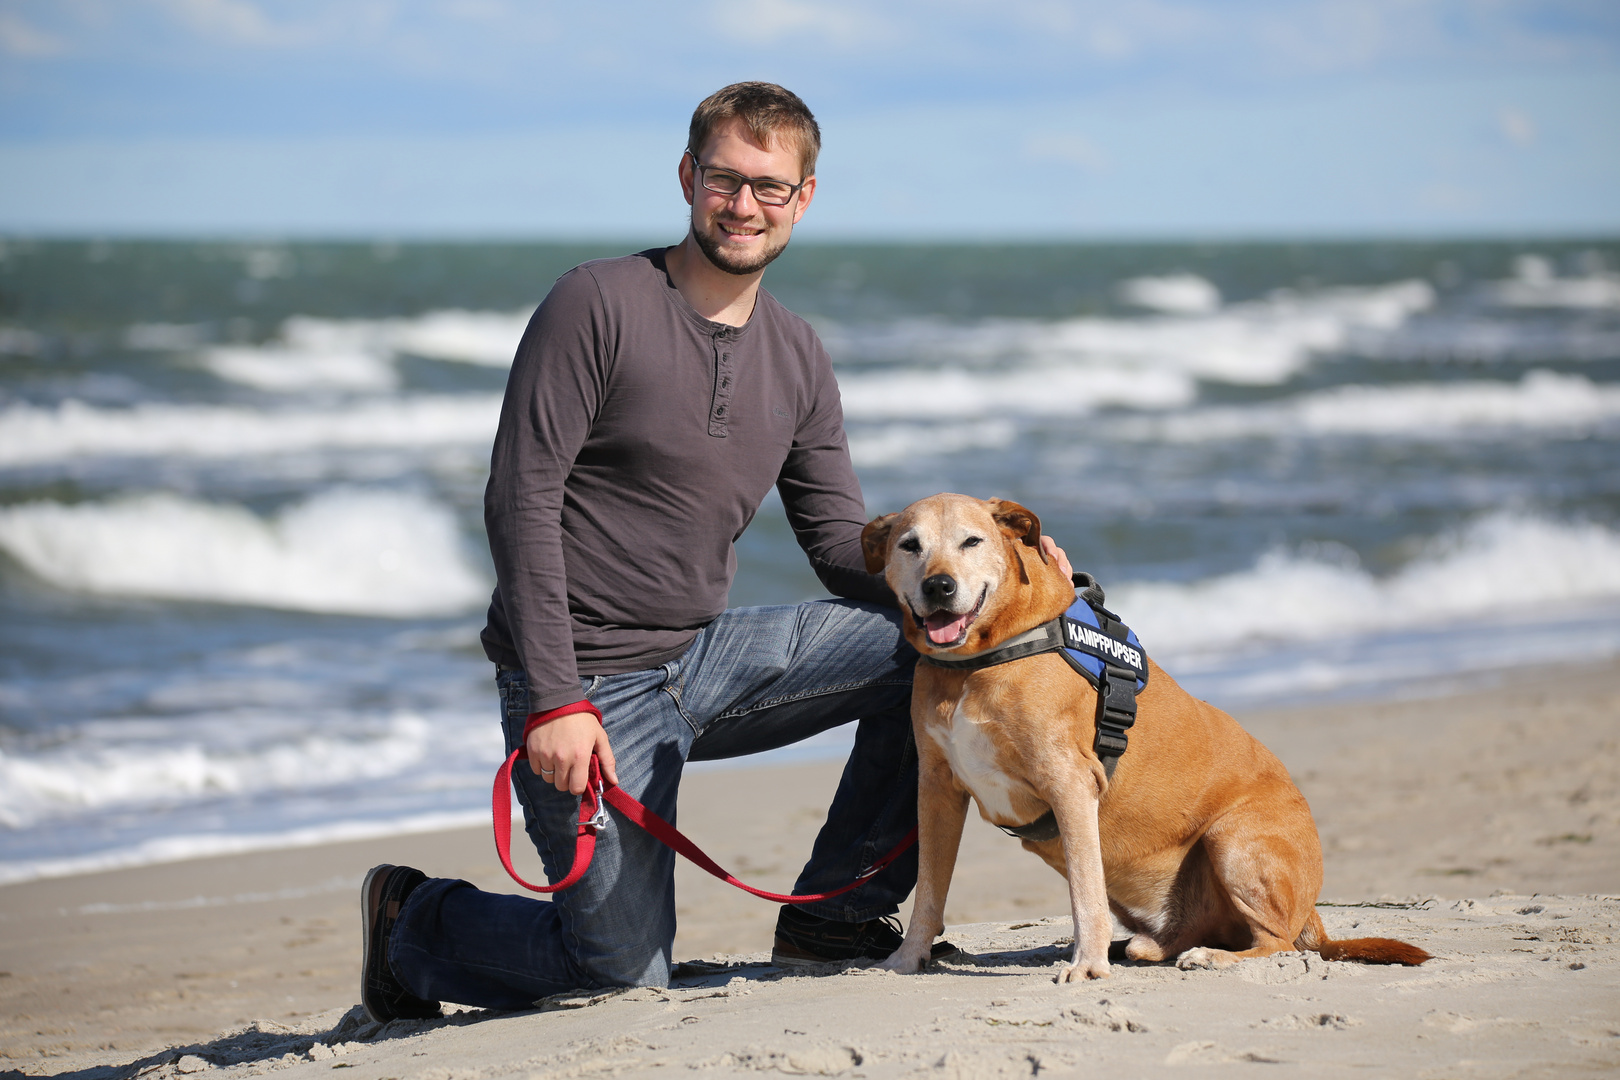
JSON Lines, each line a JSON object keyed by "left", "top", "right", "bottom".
{"left": 483, "top": 268, "right": 613, "bottom": 714}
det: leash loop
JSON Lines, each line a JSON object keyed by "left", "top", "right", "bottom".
{"left": 492, "top": 749, "right": 915, "bottom": 902}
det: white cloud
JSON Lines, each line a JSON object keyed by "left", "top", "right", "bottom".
{"left": 1023, "top": 132, "right": 1110, "bottom": 173}
{"left": 711, "top": 0, "right": 871, "bottom": 46}
{"left": 0, "top": 11, "right": 64, "bottom": 55}
{"left": 152, "top": 0, "right": 297, "bottom": 46}
{"left": 1499, "top": 106, "right": 1536, "bottom": 146}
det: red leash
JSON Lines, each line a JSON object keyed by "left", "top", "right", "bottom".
{"left": 492, "top": 749, "right": 916, "bottom": 902}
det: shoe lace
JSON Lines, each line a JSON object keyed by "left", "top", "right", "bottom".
{"left": 862, "top": 913, "right": 904, "bottom": 946}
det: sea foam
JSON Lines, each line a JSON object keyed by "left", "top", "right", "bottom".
{"left": 823, "top": 279, "right": 1435, "bottom": 390}
{"left": 281, "top": 310, "right": 527, "bottom": 366}
{"left": 0, "top": 810, "right": 498, "bottom": 886}
{"left": 1119, "top": 370, "right": 1620, "bottom": 442}
{"left": 0, "top": 395, "right": 501, "bottom": 466}
{"left": 201, "top": 345, "right": 400, "bottom": 392}
{"left": 0, "top": 713, "right": 434, "bottom": 830}
{"left": 846, "top": 420, "right": 1018, "bottom": 467}
{"left": 1490, "top": 255, "right": 1620, "bottom": 309}
{"left": 0, "top": 489, "right": 490, "bottom": 615}
{"left": 1118, "top": 514, "right": 1620, "bottom": 659}
{"left": 1116, "top": 273, "right": 1221, "bottom": 314}
{"left": 839, "top": 364, "right": 1194, "bottom": 419}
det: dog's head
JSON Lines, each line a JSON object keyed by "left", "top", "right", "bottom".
{"left": 862, "top": 493, "right": 1067, "bottom": 654}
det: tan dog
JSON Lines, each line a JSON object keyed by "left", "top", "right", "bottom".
{"left": 864, "top": 493, "right": 1429, "bottom": 982}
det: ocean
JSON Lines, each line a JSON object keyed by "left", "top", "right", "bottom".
{"left": 2, "top": 236, "right": 1618, "bottom": 886}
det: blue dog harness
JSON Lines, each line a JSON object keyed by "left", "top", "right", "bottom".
{"left": 920, "top": 573, "right": 1148, "bottom": 841}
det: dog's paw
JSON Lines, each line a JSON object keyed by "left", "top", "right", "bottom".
{"left": 877, "top": 947, "right": 929, "bottom": 975}
{"left": 1057, "top": 957, "right": 1110, "bottom": 983}
{"left": 1175, "top": 947, "right": 1237, "bottom": 971}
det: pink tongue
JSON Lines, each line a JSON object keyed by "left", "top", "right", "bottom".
{"left": 925, "top": 611, "right": 971, "bottom": 645}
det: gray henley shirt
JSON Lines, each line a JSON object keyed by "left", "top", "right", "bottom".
{"left": 481, "top": 248, "right": 894, "bottom": 715}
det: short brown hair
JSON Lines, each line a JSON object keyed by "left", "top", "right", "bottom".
{"left": 687, "top": 82, "right": 821, "bottom": 179}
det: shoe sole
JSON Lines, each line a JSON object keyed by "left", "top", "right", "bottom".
{"left": 770, "top": 937, "right": 959, "bottom": 970}
{"left": 770, "top": 937, "right": 961, "bottom": 970}
{"left": 359, "top": 864, "right": 395, "bottom": 1023}
{"left": 770, "top": 939, "right": 850, "bottom": 970}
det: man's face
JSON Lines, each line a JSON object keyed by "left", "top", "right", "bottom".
{"left": 681, "top": 118, "right": 816, "bottom": 276}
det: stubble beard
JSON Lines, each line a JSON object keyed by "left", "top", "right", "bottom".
{"left": 692, "top": 214, "right": 791, "bottom": 276}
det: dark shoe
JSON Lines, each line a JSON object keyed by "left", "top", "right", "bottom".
{"left": 360, "top": 864, "right": 442, "bottom": 1023}
{"left": 770, "top": 905, "right": 958, "bottom": 969}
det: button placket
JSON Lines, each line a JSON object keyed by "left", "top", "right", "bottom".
{"left": 708, "top": 330, "right": 734, "bottom": 438}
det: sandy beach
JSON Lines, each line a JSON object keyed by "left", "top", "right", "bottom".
{"left": 3, "top": 659, "right": 1617, "bottom": 1078}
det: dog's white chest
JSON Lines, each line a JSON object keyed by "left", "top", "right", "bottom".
{"left": 926, "top": 696, "right": 1024, "bottom": 823}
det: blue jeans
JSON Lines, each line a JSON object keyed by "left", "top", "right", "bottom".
{"left": 389, "top": 599, "right": 920, "bottom": 1007}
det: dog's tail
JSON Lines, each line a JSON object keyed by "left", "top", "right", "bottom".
{"left": 1296, "top": 910, "right": 1430, "bottom": 966}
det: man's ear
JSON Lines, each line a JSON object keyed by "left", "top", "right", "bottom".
{"left": 861, "top": 513, "right": 900, "bottom": 574}
{"left": 989, "top": 498, "right": 1046, "bottom": 563}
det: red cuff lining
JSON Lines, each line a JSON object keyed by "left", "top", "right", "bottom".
{"left": 521, "top": 700, "right": 603, "bottom": 744}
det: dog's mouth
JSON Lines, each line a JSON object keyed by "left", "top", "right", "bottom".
{"left": 919, "top": 585, "right": 987, "bottom": 648}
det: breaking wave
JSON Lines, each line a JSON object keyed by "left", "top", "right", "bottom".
{"left": 272, "top": 310, "right": 527, "bottom": 368}
{"left": 0, "top": 812, "right": 496, "bottom": 886}
{"left": 0, "top": 489, "right": 490, "bottom": 615}
{"left": 1116, "top": 273, "right": 1221, "bottom": 315}
{"left": 0, "top": 395, "right": 501, "bottom": 466}
{"left": 846, "top": 420, "right": 1018, "bottom": 467}
{"left": 839, "top": 364, "right": 1193, "bottom": 419}
{"left": 1115, "top": 370, "right": 1620, "bottom": 442}
{"left": 200, "top": 345, "right": 400, "bottom": 392}
{"left": 1489, "top": 255, "right": 1620, "bottom": 310}
{"left": 1118, "top": 514, "right": 1620, "bottom": 659}
{"left": 0, "top": 713, "right": 435, "bottom": 831}
{"left": 822, "top": 279, "right": 1435, "bottom": 388}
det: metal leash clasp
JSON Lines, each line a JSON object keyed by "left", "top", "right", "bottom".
{"left": 585, "top": 768, "right": 610, "bottom": 831}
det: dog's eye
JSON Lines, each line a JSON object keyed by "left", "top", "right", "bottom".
{"left": 898, "top": 537, "right": 922, "bottom": 554}
{"left": 961, "top": 536, "right": 983, "bottom": 549}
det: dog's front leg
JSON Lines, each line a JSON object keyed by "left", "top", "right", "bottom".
{"left": 880, "top": 748, "right": 968, "bottom": 974}
{"left": 1053, "top": 787, "right": 1112, "bottom": 982}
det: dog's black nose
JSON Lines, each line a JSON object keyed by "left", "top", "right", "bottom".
{"left": 921, "top": 574, "right": 958, "bottom": 605}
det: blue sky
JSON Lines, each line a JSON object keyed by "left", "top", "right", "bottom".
{"left": 1, "top": 0, "right": 1616, "bottom": 237}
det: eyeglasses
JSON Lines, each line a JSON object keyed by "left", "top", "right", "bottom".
{"left": 686, "top": 151, "right": 807, "bottom": 207}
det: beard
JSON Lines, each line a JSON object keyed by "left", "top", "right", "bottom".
{"left": 692, "top": 215, "right": 792, "bottom": 276}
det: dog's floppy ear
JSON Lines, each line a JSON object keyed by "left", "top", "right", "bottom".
{"left": 989, "top": 498, "right": 1046, "bottom": 563}
{"left": 861, "top": 513, "right": 900, "bottom": 574}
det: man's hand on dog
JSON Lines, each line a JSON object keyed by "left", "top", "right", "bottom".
{"left": 528, "top": 712, "right": 618, "bottom": 795}
{"left": 1041, "top": 535, "right": 1073, "bottom": 580}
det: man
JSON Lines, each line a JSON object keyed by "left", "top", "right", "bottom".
{"left": 359, "top": 82, "right": 1068, "bottom": 1019}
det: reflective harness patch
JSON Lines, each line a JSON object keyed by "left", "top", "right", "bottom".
{"left": 919, "top": 573, "right": 1148, "bottom": 841}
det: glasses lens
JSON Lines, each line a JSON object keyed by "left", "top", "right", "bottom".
{"left": 701, "top": 168, "right": 743, "bottom": 196}
{"left": 750, "top": 180, "right": 794, "bottom": 205}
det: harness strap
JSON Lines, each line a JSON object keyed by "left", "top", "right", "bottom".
{"left": 493, "top": 749, "right": 916, "bottom": 902}
{"left": 1095, "top": 662, "right": 1139, "bottom": 778}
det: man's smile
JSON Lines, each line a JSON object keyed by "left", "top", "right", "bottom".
{"left": 716, "top": 218, "right": 765, "bottom": 239}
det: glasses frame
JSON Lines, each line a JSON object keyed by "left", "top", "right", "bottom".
{"left": 685, "top": 150, "right": 808, "bottom": 207}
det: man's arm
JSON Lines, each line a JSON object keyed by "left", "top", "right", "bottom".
{"left": 486, "top": 268, "right": 620, "bottom": 792}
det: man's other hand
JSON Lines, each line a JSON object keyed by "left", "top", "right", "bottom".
{"left": 527, "top": 712, "right": 619, "bottom": 795}
{"left": 1040, "top": 534, "right": 1074, "bottom": 580}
